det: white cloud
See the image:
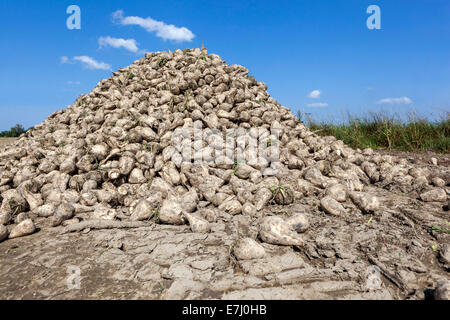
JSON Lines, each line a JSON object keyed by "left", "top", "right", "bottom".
{"left": 376, "top": 97, "right": 412, "bottom": 105}
{"left": 99, "top": 36, "right": 139, "bottom": 52}
{"left": 60, "top": 56, "right": 71, "bottom": 64}
{"left": 112, "top": 9, "right": 195, "bottom": 42}
{"left": 67, "top": 81, "right": 80, "bottom": 85}
{"left": 73, "top": 56, "right": 112, "bottom": 70}
{"left": 308, "top": 90, "right": 321, "bottom": 99}
{"left": 307, "top": 102, "right": 328, "bottom": 108}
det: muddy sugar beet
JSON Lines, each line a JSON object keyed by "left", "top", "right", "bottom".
{"left": 0, "top": 47, "right": 448, "bottom": 253}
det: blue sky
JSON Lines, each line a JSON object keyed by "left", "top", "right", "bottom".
{"left": 0, "top": 0, "right": 449, "bottom": 130}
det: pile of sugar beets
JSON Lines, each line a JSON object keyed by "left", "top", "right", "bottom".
{"left": 0, "top": 48, "right": 448, "bottom": 259}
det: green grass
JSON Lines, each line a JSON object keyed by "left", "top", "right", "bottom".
{"left": 299, "top": 111, "right": 449, "bottom": 153}
{"left": 157, "top": 57, "right": 167, "bottom": 67}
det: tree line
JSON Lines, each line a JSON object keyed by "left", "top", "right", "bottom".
{"left": 0, "top": 124, "right": 28, "bottom": 138}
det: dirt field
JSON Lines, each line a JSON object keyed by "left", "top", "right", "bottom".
{"left": 0, "top": 138, "right": 17, "bottom": 147}
{"left": 0, "top": 148, "right": 448, "bottom": 300}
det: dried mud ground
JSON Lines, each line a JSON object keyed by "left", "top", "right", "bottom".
{"left": 0, "top": 143, "right": 449, "bottom": 300}
{"left": 0, "top": 138, "right": 17, "bottom": 147}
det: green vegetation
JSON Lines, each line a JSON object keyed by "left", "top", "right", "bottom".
{"left": 152, "top": 208, "right": 160, "bottom": 224}
{"left": 298, "top": 111, "right": 449, "bottom": 153}
{"left": 429, "top": 220, "right": 450, "bottom": 234}
{"left": 269, "top": 185, "right": 289, "bottom": 197}
{"left": 126, "top": 71, "right": 135, "bottom": 80}
{"left": 158, "top": 57, "right": 167, "bottom": 67}
{"left": 0, "top": 124, "right": 27, "bottom": 137}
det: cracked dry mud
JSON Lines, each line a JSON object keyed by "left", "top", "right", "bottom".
{"left": 0, "top": 48, "right": 449, "bottom": 300}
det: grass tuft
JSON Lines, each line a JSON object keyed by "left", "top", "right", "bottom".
{"left": 299, "top": 111, "right": 449, "bottom": 153}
